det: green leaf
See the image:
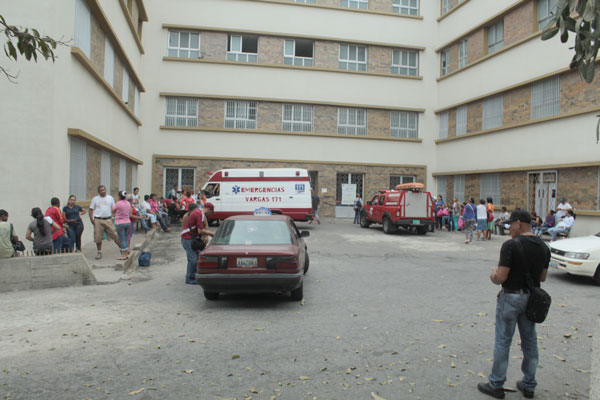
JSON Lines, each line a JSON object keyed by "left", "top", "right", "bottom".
{"left": 7, "top": 41, "right": 17, "bottom": 60}
{"left": 32, "top": 29, "right": 39, "bottom": 38}
{"left": 542, "top": 27, "right": 560, "bottom": 40}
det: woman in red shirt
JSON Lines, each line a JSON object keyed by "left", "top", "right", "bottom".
{"left": 180, "top": 191, "right": 195, "bottom": 211}
{"left": 45, "top": 197, "right": 69, "bottom": 253}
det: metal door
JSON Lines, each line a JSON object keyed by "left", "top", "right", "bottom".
{"left": 528, "top": 171, "right": 557, "bottom": 218}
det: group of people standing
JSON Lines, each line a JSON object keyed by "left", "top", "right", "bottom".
{"left": 434, "top": 196, "right": 497, "bottom": 244}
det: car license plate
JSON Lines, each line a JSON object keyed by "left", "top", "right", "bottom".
{"left": 550, "top": 260, "right": 559, "bottom": 269}
{"left": 412, "top": 220, "right": 420, "bottom": 225}
{"left": 236, "top": 257, "right": 258, "bottom": 268}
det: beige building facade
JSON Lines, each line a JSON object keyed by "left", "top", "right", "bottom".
{"left": 1, "top": 0, "right": 599, "bottom": 240}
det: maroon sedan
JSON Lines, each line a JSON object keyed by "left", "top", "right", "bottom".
{"left": 195, "top": 215, "right": 310, "bottom": 300}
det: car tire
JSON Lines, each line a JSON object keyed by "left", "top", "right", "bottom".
{"left": 203, "top": 290, "right": 219, "bottom": 300}
{"left": 304, "top": 253, "right": 309, "bottom": 274}
{"left": 291, "top": 282, "right": 303, "bottom": 301}
{"left": 360, "top": 213, "right": 371, "bottom": 228}
{"left": 382, "top": 217, "right": 396, "bottom": 234}
{"left": 594, "top": 264, "right": 600, "bottom": 286}
{"left": 416, "top": 226, "right": 427, "bottom": 235}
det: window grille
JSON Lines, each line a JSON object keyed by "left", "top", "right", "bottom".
{"left": 439, "top": 111, "right": 449, "bottom": 139}
{"left": 437, "top": 176, "right": 447, "bottom": 201}
{"left": 165, "top": 97, "right": 199, "bottom": 127}
{"left": 456, "top": 106, "right": 467, "bottom": 136}
{"left": 480, "top": 173, "right": 501, "bottom": 204}
{"left": 392, "top": 49, "right": 418, "bottom": 76}
{"left": 227, "top": 35, "right": 258, "bottom": 62}
{"left": 538, "top": 0, "right": 557, "bottom": 30}
{"left": 389, "top": 175, "right": 415, "bottom": 189}
{"left": 458, "top": 39, "right": 468, "bottom": 68}
{"left": 454, "top": 175, "right": 465, "bottom": 203}
{"left": 338, "top": 108, "right": 367, "bottom": 135}
{"left": 441, "top": 0, "right": 450, "bottom": 13}
{"left": 284, "top": 39, "right": 314, "bottom": 66}
{"left": 101, "top": 151, "right": 111, "bottom": 190}
{"left": 122, "top": 69, "right": 129, "bottom": 103}
{"left": 390, "top": 111, "right": 418, "bottom": 138}
{"left": 341, "top": 0, "right": 368, "bottom": 9}
{"left": 482, "top": 95, "right": 503, "bottom": 130}
{"left": 225, "top": 100, "right": 257, "bottom": 129}
{"left": 393, "top": 0, "right": 418, "bottom": 15}
{"left": 69, "top": 138, "right": 87, "bottom": 200}
{"left": 531, "top": 76, "right": 560, "bottom": 120}
{"left": 282, "top": 104, "right": 313, "bottom": 132}
{"left": 441, "top": 49, "right": 449, "bottom": 75}
{"left": 74, "top": 0, "right": 91, "bottom": 57}
{"left": 293, "top": 0, "right": 315, "bottom": 2}
{"left": 168, "top": 31, "right": 200, "bottom": 58}
{"left": 488, "top": 20, "right": 504, "bottom": 53}
{"left": 339, "top": 45, "right": 367, "bottom": 71}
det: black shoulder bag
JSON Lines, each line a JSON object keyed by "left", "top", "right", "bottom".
{"left": 513, "top": 236, "right": 551, "bottom": 323}
{"left": 10, "top": 223, "right": 26, "bottom": 252}
{"left": 188, "top": 217, "right": 206, "bottom": 252}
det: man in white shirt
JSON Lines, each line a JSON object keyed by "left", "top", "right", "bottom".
{"left": 555, "top": 198, "right": 572, "bottom": 220}
{"left": 140, "top": 194, "right": 157, "bottom": 229}
{"left": 548, "top": 210, "right": 575, "bottom": 241}
{"left": 88, "top": 185, "right": 120, "bottom": 260}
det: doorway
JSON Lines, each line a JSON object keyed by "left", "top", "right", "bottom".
{"left": 527, "top": 171, "right": 557, "bottom": 218}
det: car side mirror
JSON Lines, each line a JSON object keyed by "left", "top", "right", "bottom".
{"left": 300, "top": 231, "right": 310, "bottom": 238}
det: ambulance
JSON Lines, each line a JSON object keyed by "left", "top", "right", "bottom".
{"left": 201, "top": 168, "right": 313, "bottom": 222}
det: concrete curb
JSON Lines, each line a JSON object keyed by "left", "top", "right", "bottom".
{"left": 591, "top": 316, "right": 600, "bottom": 400}
{"left": 123, "top": 228, "right": 159, "bottom": 274}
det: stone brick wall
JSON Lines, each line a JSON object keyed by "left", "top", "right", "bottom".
{"left": 560, "top": 70, "right": 600, "bottom": 114}
{"left": 467, "top": 30, "right": 485, "bottom": 63}
{"left": 113, "top": 57, "right": 123, "bottom": 98}
{"left": 258, "top": 36, "right": 283, "bottom": 65}
{"left": 504, "top": 1, "right": 535, "bottom": 47}
{"left": 500, "top": 171, "right": 527, "bottom": 209}
{"left": 127, "top": 79, "right": 135, "bottom": 113}
{"left": 153, "top": 157, "right": 426, "bottom": 217}
{"left": 314, "top": 40, "right": 339, "bottom": 70}
{"left": 445, "top": 176, "right": 455, "bottom": 201}
{"left": 110, "top": 154, "right": 120, "bottom": 196}
{"left": 257, "top": 102, "right": 281, "bottom": 130}
{"left": 465, "top": 175, "right": 480, "bottom": 202}
{"left": 447, "top": 109, "right": 456, "bottom": 138}
{"left": 447, "top": 43, "right": 458, "bottom": 74}
{"left": 558, "top": 167, "right": 598, "bottom": 210}
{"left": 198, "top": 99, "right": 225, "bottom": 129}
{"left": 367, "top": 109, "right": 389, "bottom": 138}
{"left": 86, "top": 146, "right": 101, "bottom": 200}
{"left": 90, "top": 17, "right": 105, "bottom": 75}
{"left": 126, "top": 162, "right": 133, "bottom": 192}
{"left": 369, "top": 0, "right": 392, "bottom": 13}
{"left": 314, "top": 105, "right": 338, "bottom": 134}
{"left": 202, "top": 32, "right": 227, "bottom": 60}
{"left": 368, "top": 46, "right": 392, "bottom": 74}
{"left": 503, "top": 85, "right": 530, "bottom": 126}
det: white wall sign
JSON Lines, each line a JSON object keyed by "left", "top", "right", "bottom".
{"left": 341, "top": 184, "right": 356, "bottom": 205}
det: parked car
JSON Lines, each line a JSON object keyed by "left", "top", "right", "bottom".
{"left": 195, "top": 215, "right": 309, "bottom": 300}
{"left": 549, "top": 233, "right": 600, "bottom": 285}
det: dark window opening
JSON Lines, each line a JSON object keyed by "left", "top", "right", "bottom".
{"left": 295, "top": 39, "right": 313, "bottom": 58}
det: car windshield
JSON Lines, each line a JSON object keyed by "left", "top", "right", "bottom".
{"left": 212, "top": 220, "right": 294, "bottom": 245}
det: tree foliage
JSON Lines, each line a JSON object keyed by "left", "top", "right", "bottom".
{"left": 1, "top": 14, "right": 68, "bottom": 82}
{"left": 542, "top": 0, "right": 600, "bottom": 83}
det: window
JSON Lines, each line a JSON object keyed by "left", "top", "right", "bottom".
{"left": 225, "top": 100, "right": 257, "bottom": 129}
{"left": 282, "top": 104, "right": 313, "bottom": 132}
{"left": 437, "top": 176, "right": 447, "bottom": 201}
{"left": 531, "top": 76, "right": 560, "bottom": 120}
{"left": 439, "top": 111, "right": 448, "bottom": 139}
{"left": 119, "top": 159, "right": 126, "bottom": 191}
{"left": 480, "top": 173, "right": 501, "bottom": 204}
{"left": 132, "top": 164, "right": 137, "bottom": 192}
{"left": 488, "top": 20, "right": 504, "bottom": 53}
{"left": 134, "top": 87, "right": 140, "bottom": 117}
{"left": 390, "top": 111, "right": 418, "bottom": 138}
{"left": 393, "top": 0, "right": 418, "bottom": 15}
{"left": 458, "top": 39, "right": 468, "bottom": 68}
{"left": 441, "top": 49, "right": 449, "bottom": 76}
{"left": 69, "top": 138, "right": 87, "bottom": 200}
{"left": 101, "top": 151, "right": 111, "bottom": 190}
{"left": 284, "top": 39, "right": 314, "bottom": 66}
{"left": 293, "top": 0, "right": 315, "bottom": 2}
{"left": 168, "top": 31, "right": 200, "bottom": 58}
{"left": 122, "top": 69, "right": 129, "bottom": 103}
{"left": 336, "top": 173, "right": 364, "bottom": 205}
{"left": 453, "top": 175, "right": 465, "bottom": 203}
{"left": 392, "top": 49, "right": 418, "bottom": 76}
{"left": 104, "top": 38, "right": 114, "bottom": 87}
{"left": 341, "top": 0, "right": 368, "bottom": 9}
{"left": 164, "top": 167, "right": 195, "bottom": 195}
{"left": 165, "top": 97, "right": 199, "bottom": 127}
{"left": 227, "top": 34, "right": 258, "bottom": 62}
{"left": 482, "top": 96, "right": 503, "bottom": 130}
{"left": 538, "top": 0, "right": 557, "bottom": 30}
{"left": 74, "top": 0, "right": 91, "bottom": 57}
{"left": 389, "top": 175, "right": 415, "bottom": 189}
{"left": 339, "top": 45, "right": 367, "bottom": 71}
{"left": 456, "top": 106, "right": 467, "bottom": 136}
{"left": 441, "top": 0, "right": 450, "bottom": 13}
{"left": 338, "top": 108, "right": 367, "bottom": 135}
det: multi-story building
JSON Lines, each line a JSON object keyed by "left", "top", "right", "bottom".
{"left": 2, "top": 0, "right": 598, "bottom": 241}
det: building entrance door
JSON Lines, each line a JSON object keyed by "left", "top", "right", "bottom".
{"left": 335, "top": 173, "right": 364, "bottom": 218}
{"left": 528, "top": 171, "right": 557, "bottom": 218}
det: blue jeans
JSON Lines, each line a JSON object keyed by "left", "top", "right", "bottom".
{"left": 67, "top": 221, "right": 84, "bottom": 251}
{"left": 548, "top": 226, "right": 568, "bottom": 240}
{"left": 52, "top": 235, "right": 64, "bottom": 253}
{"left": 116, "top": 223, "right": 131, "bottom": 251}
{"left": 489, "top": 292, "right": 538, "bottom": 392}
{"left": 181, "top": 238, "right": 198, "bottom": 283}
{"left": 353, "top": 209, "right": 360, "bottom": 224}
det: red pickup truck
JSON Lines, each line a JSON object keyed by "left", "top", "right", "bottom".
{"left": 360, "top": 183, "right": 435, "bottom": 234}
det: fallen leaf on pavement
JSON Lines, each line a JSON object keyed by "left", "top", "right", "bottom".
{"left": 184, "top": 370, "right": 193, "bottom": 374}
{"left": 370, "top": 392, "right": 387, "bottom": 400}
{"left": 299, "top": 376, "right": 312, "bottom": 380}
{"left": 128, "top": 388, "right": 144, "bottom": 395}
{"left": 553, "top": 355, "right": 566, "bottom": 362}
{"left": 250, "top": 388, "right": 258, "bottom": 393}
{"left": 477, "top": 372, "right": 486, "bottom": 378}
{"left": 432, "top": 319, "right": 444, "bottom": 323}
{"left": 439, "top": 344, "right": 447, "bottom": 349}
{"left": 564, "top": 333, "right": 572, "bottom": 338}
{"left": 232, "top": 354, "right": 240, "bottom": 359}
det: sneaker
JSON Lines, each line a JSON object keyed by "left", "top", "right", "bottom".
{"left": 516, "top": 381, "right": 534, "bottom": 398}
{"left": 477, "top": 382, "right": 505, "bottom": 399}
{"left": 95, "top": 252, "right": 102, "bottom": 260}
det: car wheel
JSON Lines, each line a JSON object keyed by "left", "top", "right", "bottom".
{"left": 290, "top": 282, "right": 303, "bottom": 301}
{"left": 416, "top": 226, "right": 427, "bottom": 235}
{"left": 203, "top": 290, "right": 219, "bottom": 300}
{"left": 360, "top": 213, "right": 371, "bottom": 228}
{"left": 382, "top": 217, "right": 396, "bottom": 234}
{"left": 304, "top": 253, "right": 309, "bottom": 274}
{"left": 594, "top": 264, "right": 600, "bottom": 286}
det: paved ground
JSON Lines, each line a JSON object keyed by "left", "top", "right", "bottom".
{"left": 0, "top": 220, "right": 598, "bottom": 400}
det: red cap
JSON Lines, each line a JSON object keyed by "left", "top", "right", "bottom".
{"left": 204, "top": 202, "right": 214, "bottom": 211}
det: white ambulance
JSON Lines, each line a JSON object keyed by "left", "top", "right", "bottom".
{"left": 201, "top": 168, "right": 314, "bottom": 222}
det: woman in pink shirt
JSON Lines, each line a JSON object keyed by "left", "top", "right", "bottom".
{"left": 112, "top": 191, "right": 132, "bottom": 260}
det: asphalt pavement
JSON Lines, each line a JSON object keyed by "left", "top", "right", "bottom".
{"left": 0, "top": 220, "right": 598, "bottom": 400}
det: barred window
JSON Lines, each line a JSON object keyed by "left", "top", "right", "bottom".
{"left": 283, "top": 104, "right": 313, "bottom": 132}
{"left": 482, "top": 95, "right": 503, "bottom": 130}
{"left": 392, "top": 49, "right": 418, "bottom": 76}
{"left": 341, "top": 0, "right": 368, "bottom": 9}
{"left": 227, "top": 34, "right": 258, "bottom": 62}
{"left": 453, "top": 175, "right": 465, "bottom": 203}
{"left": 69, "top": 138, "right": 87, "bottom": 200}
{"left": 393, "top": 0, "right": 418, "bottom": 15}
{"left": 284, "top": 39, "right": 314, "bottom": 67}
{"left": 458, "top": 39, "right": 468, "bottom": 68}
{"left": 390, "top": 175, "right": 415, "bottom": 189}
{"left": 165, "top": 97, "right": 199, "bottom": 127}
{"left": 338, "top": 108, "right": 367, "bottom": 136}
{"left": 339, "top": 45, "right": 367, "bottom": 71}
{"left": 293, "top": 0, "right": 315, "bottom": 2}
{"left": 538, "top": 0, "right": 557, "bottom": 30}
{"left": 488, "top": 20, "right": 504, "bottom": 53}
{"left": 168, "top": 31, "right": 200, "bottom": 58}
{"left": 456, "top": 105, "right": 467, "bottom": 136}
{"left": 74, "top": 0, "right": 91, "bottom": 57}
{"left": 225, "top": 100, "right": 257, "bottom": 129}
{"left": 439, "top": 111, "right": 448, "bottom": 139}
{"left": 531, "top": 76, "right": 560, "bottom": 120}
{"left": 480, "top": 173, "right": 501, "bottom": 204}
{"left": 391, "top": 111, "right": 418, "bottom": 138}
{"left": 441, "top": 0, "right": 450, "bottom": 14}
{"left": 441, "top": 49, "right": 450, "bottom": 76}
{"left": 437, "top": 176, "right": 447, "bottom": 201}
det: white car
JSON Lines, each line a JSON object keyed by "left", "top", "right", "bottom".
{"left": 549, "top": 233, "right": 600, "bottom": 285}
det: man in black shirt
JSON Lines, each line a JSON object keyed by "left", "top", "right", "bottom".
{"left": 477, "top": 210, "right": 550, "bottom": 399}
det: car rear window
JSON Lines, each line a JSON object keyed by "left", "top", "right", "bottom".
{"left": 212, "top": 220, "right": 294, "bottom": 245}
